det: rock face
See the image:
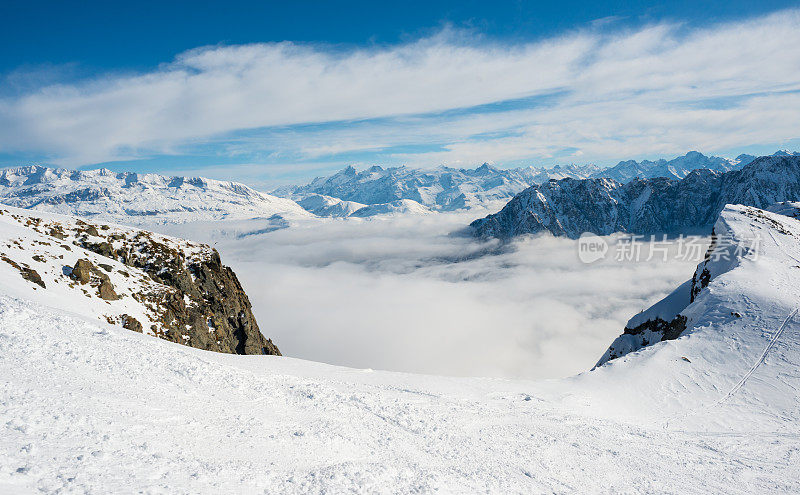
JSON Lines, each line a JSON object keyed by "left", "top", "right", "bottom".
{"left": 75, "top": 220, "right": 281, "bottom": 355}
{"left": 0, "top": 206, "right": 280, "bottom": 356}
{"left": 471, "top": 155, "right": 800, "bottom": 239}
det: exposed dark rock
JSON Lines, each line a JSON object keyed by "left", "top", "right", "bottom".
{"left": 2, "top": 255, "right": 46, "bottom": 289}
{"left": 98, "top": 279, "right": 119, "bottom": 300}
{"left": 71, "top": 259, "right": 95, "bottom": 284}
{"left": 76, "top": 226, "right": 280, "bottom": 356}
{"left": 121, "top": 314, "right": 143, "bottom": 333}
{"left": 48, "top": 225, "right": 67, "bottom": 239}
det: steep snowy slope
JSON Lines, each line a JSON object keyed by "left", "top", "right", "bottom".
{"left": 553, "top": 204, "right": 800, "bottom": 431}
{"left": 0, "top": 166, "right": 310, "bottom": 225}
{"left": 471, "top": 154, "right": 800, "bottom": 239}
{"left": 0, "top": 205, "right": 279, "bottom": 355}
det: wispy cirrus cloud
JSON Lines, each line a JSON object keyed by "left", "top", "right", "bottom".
{"left": 1, "top": 9, "right": 799, "bottom": 179}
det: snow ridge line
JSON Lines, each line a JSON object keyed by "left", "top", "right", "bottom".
{"left": 718, "top": 308, "right": 798, "bottom": 404}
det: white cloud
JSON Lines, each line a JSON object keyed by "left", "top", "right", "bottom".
{"left": 1, "top": 10, "right": 799, "bottom": 168}
{"left": 161, "top": 213, "right": 706, "bottom": 379}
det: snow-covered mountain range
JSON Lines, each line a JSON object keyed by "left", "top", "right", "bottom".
{"left": 1, "top": 150, "right": 794, "bottom": 224}
{"left": 274, "top": 151, "right": 788, "bottom": 215}
{"left": 274, "top": 162, "right": 604, "bottom": 212}
{"left": 597, "top": 150, "right": 753, "bottom": 182}
{"left": 470, "top": 154, "right": 800, "bottom": 239}
{"left": 2, "top": 203, "right": 799, "bottom": 491}
{"left": 0, "top": 166, "right": 310, "bottom": 225}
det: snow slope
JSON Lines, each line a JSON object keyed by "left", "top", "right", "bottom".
{"left": 1, "top": 291, "right": 798, "bottom": 493}
{"left": 0, "top": 166, "right": 310, "bottom": 225}
{"left": 1, "top": 204, "right": 800, "bottom": 492}
{"left": 567, "top": 205, "right": 800, "bottom": 431}
{"left": 296, "top": 194, "right": 366, "bottom": 217}
{"left": 349, "top": 199, "right": 431, "bottom": 218}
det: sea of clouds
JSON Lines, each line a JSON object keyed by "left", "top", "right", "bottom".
{"left": 164, "top": 212, "right": 706, "bottom": 380}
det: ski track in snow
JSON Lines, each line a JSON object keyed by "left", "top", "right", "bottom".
{"left": 720, "top": 308, "right": 798, "bottom": 404}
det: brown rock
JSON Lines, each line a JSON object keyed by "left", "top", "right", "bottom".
{"left": 2, "top": 256, "right": 46, "bottom": 289}
{"left": 71, "top": 259, "right": 94, "bottom": 284}
{"left": 98, "top": 279, "right": 119, "bottom": 300}
{"left": 121, "top": 314, "right": 143, "bottom": 333}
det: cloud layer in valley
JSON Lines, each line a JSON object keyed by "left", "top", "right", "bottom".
{"left": 1, "top": 9, "right": 799, "bottom": 178}
{"left": 163, "top": 213, "right": 707, "bottom": 379}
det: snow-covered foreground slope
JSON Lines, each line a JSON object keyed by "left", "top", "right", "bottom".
{"left": 0, "top": 166, "right": 310, "bottom": 225}
{"left": 2, "top": 205, "right": 800, "bottom": 492}
{"left": 2, "top": 292, "right": 798, "bottom": 494}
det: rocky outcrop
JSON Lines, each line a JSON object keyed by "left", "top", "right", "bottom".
{"left": 0, "top": 207, "right": 280, "bottom": 356}
{"left": 2, "top": 255, "right": 45, "bottom": 289}
{"left": 71, "top": 221, "right": 280, "bottom": 355}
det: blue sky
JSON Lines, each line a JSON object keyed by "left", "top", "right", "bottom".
{"left": 1, "top": 0, "right": 800, "bottom": 188}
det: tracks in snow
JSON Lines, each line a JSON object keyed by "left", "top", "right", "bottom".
{"left": 718, "top": 308, "right": 798, "bottom": 404}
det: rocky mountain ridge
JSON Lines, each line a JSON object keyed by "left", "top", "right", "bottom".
{"left": 274, "top": 151, "right": 791, "bottom": 215}
{"left": 470, "top": 155, "right": 800, "bottom": 239}
{"left": 596, "top": 204, "right": 800, "bottom": 367}
{"left": 0, "top": 205, "right": 280, "bottom": 355}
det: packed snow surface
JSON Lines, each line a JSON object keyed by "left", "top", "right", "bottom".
{"left": 1, "top": 204, "right": 800, "bottom": 492}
